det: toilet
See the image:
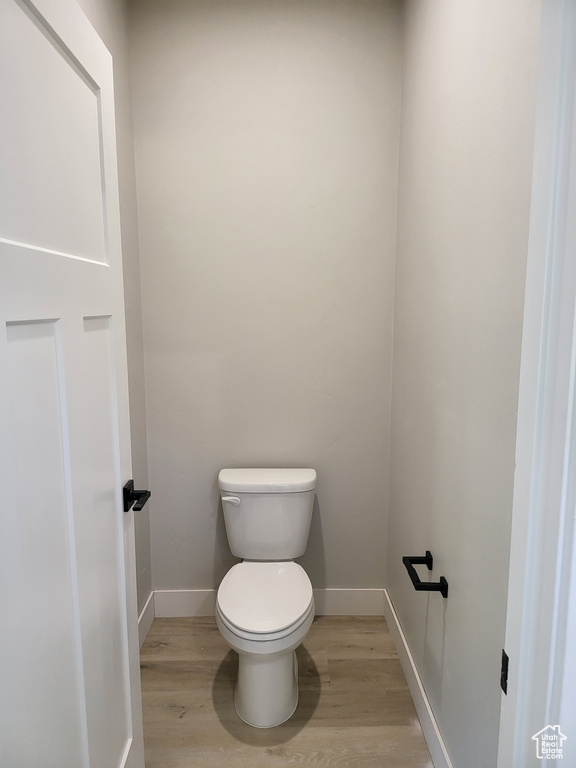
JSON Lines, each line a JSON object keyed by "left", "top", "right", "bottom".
{"left": 215, "top": 467, "right": 316, "bottom": 728}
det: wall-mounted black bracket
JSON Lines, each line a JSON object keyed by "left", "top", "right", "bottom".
{"left": 123, "top": 479, "right": 151, "bottom": 513}
{"left": 402, "top": 551, "right": 449, "bottom": 598}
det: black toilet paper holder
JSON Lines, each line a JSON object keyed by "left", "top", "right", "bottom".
{"left": 402, "top": 551, "right": 449, "bottom": 598}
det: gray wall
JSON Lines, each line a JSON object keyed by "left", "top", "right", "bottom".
{"left": 387, "top": 1, "right": 542, "bottom": 766}
{"left": 76, "top": 0, "right": 151, "bottom": 614}
{"left": 129, "top": 0, "right": 402, "bottom": 592}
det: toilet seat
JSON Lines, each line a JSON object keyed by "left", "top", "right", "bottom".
{"left": 216, "top": 600, "right": 315, "bottom": 645}
{"left": 216, "top": 561, "right": 313, "bottom": 640}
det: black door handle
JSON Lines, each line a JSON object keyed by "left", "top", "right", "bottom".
{"left": 402, "top": 551, "right": 448, "bottom": 598}
{"left": 123, "top": 479, "right": 151, "bottom": 512}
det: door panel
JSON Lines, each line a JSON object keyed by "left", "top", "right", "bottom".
{"left": 0, "top": 0, "right": 107, "bottom": 262}
{"left": 75, "top": 316, "right": 130, "bottom": 768}
{"left": 2, "top": 319, "right": 87, "bottom": 767}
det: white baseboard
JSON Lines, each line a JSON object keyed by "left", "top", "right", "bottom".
{"left": 383, "top": 589, "right": 453, "bottom": 768}
{"left": 154, "top": 589, "right": 217, "bottom": 617}
{"left": 137, "top": 590, "right": 155, "bottom": 648}
{"left": 152, "top": 588, "right": 386, "bottom": 618}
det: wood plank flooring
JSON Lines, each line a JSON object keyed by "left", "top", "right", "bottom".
{"left": 140, "top": 616, "right": 434, "bottom": 767}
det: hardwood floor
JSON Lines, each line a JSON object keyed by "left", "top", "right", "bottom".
{"left": 140, "top": 616, "right": 434, "bottom": 767}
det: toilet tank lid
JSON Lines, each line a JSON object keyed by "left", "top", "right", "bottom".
{"left": 218, "top": 468, "right": 316, "bottom": 493}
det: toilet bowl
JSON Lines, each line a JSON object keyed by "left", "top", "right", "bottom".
{"left": 216, "top": 468, "right": 317, "bottom": 727}
{"left": 216, "top": 561, "right": 314, "bottom": 727}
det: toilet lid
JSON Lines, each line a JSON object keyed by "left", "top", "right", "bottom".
{"left": 217, "top": 561, "right": 313, "bottom": 634}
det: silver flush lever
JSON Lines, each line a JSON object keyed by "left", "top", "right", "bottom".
{"left": 222, "top": 495, "right": 241, "bottom": 506}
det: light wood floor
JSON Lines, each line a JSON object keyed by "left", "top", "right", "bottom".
{"left": 140, "top": 616, "right": 434, "bottom": 767}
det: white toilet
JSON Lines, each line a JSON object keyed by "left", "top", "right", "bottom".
{"left": 215, "top": 467, "right": 316, "bottom": 728}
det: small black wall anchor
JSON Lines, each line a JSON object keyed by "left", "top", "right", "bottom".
{"left": 402, "top": 551, "right": 449, "bottom": 598}
{"left": 123, "top": 479, "right": 151, "bottom": 512}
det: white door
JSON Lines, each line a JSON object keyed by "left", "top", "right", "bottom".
{"left": 498, "top": 1, "right": 576, "bottom": 766}
{"left": 0, "top": 0, "right": 144, "bottom": 766}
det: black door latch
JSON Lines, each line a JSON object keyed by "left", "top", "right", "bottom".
{"left": 123, "top": 479, "right": 151, "bottom": 512}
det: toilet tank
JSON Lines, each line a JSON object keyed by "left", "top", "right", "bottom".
{"left": 218, "top": 468, "right": 316, "bottom": 560}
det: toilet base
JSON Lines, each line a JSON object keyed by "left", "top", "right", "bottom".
{"left": 235, "top": 650, "right": 298, "bottom": 728}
